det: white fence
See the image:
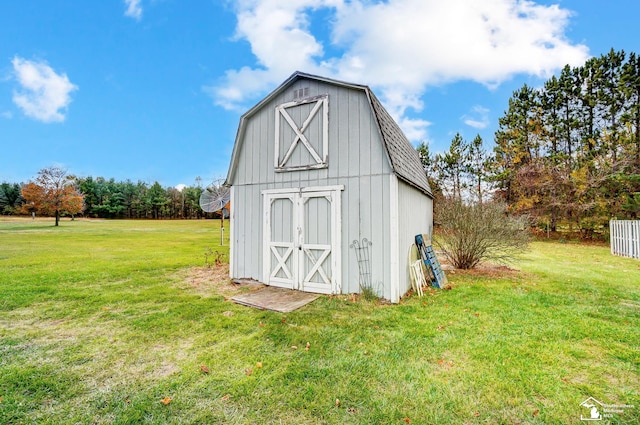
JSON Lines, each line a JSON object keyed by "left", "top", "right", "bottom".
{"left": 610, "top": 220, "right": 640, "bottom": 259}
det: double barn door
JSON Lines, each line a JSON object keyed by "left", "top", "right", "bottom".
{"left": 263, "top": 187, "right": 342, "bottom": 295}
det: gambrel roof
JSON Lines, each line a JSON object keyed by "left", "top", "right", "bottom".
{"left": 226, "top": 71, "right": 433, "bottom": 197}
{"left": 366, "top": 89, "right": 433, "bottom": 197}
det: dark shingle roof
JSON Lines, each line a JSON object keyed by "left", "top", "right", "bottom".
{"left": 367, "top": 90, "right": 433, "bottom": 197}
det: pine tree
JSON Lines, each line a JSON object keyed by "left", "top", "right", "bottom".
{"left": 467, "top": 135, "right": 489, "bottom": 205}
{"left": 437, "top": 133, "right": 468, "bottom": 201}
{"left": 492, "top": 49, "right": 640, "bottom": 232}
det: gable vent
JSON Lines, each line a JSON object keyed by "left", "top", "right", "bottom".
{"left": 293, "top": 87, "right": 309, "bottom": 100}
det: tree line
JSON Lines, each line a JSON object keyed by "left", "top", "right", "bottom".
{"left": 1, "top": 171, "right": 212, "bottom": 220}
{"left": 420, "top": 49, "right": 640, "bottom": 238}
{"left": 4, "top": 49, "right": 638, "bottom": 234}
{"left": 493, "top": 49, "right": 640, "bottom": 235}
{"left": 77, "top": 177, "right": 207, "bottom": 219}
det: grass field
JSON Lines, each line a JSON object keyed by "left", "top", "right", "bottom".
{"left": 0, "top": 218, "right": 638, "bottom": 424}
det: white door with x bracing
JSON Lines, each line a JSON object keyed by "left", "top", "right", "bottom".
{"left": 262, "top": 186, "right": 342, "bottom": 295}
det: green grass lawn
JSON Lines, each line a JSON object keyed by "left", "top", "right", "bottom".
{"left": 0, "top": 218, "right": 638, "bottom": 424}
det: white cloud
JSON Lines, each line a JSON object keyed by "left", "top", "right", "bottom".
{"left": 212, "top": 0, "right": 589, "bottom": 141}
{"left": 124, "top": 0, "right": 143, "bottom": 21}
{"left": 204, "top": 0, "right": 337, "bottom": 112}
{"left": 1, "top": 111, "right": 12, "bottom": 119}
{"left": 11, "top": 57, "right": 78, "bottom": 123}
{"left": 463, "top": 106, "right": 490, "bottom": 129}
{"left": 378, "top": 87, "right": 432, "bottom": 141}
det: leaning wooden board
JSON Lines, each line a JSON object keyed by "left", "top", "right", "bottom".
{"left": 415, "top": 234, "right": 448, "bottom": 289}
{"left": 408, "top": 242, "right": 420, "bottom": 289}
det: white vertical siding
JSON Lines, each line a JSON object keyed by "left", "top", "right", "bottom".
{"left": 228, "top": 76, "right": 428, "bottom": 301}
{"left": 389, "top": 174, "right": 400, "bottom": 303}
{"left": 229, "top": 185, "right": 235, "bottom": 278}
{"left": 343, "top": 174, "right": 392, "bottom": 300}
{"left": 343, "top": 177, "right": 361, "bottom": 294}
{"left": 397, "top": 179, "right": 434, "bottom": 297}
{"left": 331, "top": 186, "right": 343, "bottom": 294}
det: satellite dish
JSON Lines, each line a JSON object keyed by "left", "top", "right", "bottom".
{"left": 199, "top": 180, "right": 231, "bottom": 246}
{"left": 199, "top": 181, "right": 230, "bottom": 213}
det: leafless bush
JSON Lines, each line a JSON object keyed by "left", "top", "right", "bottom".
{"left": 204, "top": 247, "right": 226, "bottom": 269}
{"left": 434, "top": 199, "right": 531, "bottom": 269}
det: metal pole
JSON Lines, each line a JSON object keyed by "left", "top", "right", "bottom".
{"left": 220, "top": 213, "right": 224, "bottom": 246}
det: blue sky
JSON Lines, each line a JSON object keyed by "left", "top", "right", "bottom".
{"left": 1, "top": 1, "right": 639, "bottom": 188}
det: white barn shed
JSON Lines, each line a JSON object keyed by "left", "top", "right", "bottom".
{"left": 225, "top": 71, "right": 433, "bottom": 303}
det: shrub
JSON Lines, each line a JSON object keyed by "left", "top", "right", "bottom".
{"left": 434, "top": 199, "right": 531, "bottom": 269}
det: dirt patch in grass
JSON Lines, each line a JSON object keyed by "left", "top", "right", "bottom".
{"left": 445, "top": 263, "right": 521, "bottom": 278}
{"left": 436, "top": 251, "right": 521, "bottom": 278}
{"left": 620, "top": 299, "right": 640, "bottom": 309}
{"left": 178, "top": 265, "right": 264, "bottom": 299}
